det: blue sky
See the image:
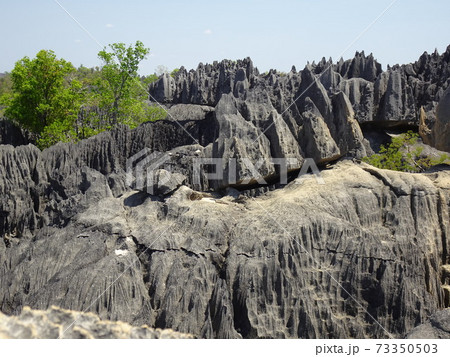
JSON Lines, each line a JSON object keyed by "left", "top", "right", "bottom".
{"left": 1, "top": 0, "right": 449, "bottom": 75}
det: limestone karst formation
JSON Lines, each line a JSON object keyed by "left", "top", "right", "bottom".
{"left": 0, "top": 47, "right": 449, "bottom": 338}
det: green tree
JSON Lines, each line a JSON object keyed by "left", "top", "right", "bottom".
{"left": 96, "top": 40, "right": 156, "bottom": 127}
{"left": 2, "top": 42, "right": 166, "bottom": 148}
{"left": 0, "top": 72, "right": 12, "bottom": 116}
{"left": 3, "top": 50, "right": 82, "bottom": 147}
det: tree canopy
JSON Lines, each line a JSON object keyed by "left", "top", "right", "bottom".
{"left": 1, "top": 41, "right": 166, "bottom": 148}
{"left": 96, "top": 40, "right": 151, "bottom": 127}
{"left": 4, "top": 50, "right": 82, "bottom": 144}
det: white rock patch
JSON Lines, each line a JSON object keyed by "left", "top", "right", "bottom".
{"left": 115, "top": 249, "right": 129, "bottom": 257}
{"left": 200, "top": 197, "right": 216, "bottom": 203}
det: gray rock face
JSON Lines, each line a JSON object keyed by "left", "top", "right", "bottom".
{"left": 406, "top": 309, "right": 450, "bottom": 339}
{"left": 433, "top": 86, "right": 450, "bottom": 152}
{"left": 0, "top": 119, "right": 30, "bottom": 146}
{"left": 149, "top": 58, "right": 375, "bottom": 188}
{"left": 1, "top": 47, "right": 450, "bottom": 339}
{"left": 299, "top": 98, "right": 340, "bottom": 163}
{"left": 150, "top": 47, "right": 450, "bottom": 153}
{"left": 149, "top": 169, "right": 186, "bottom": 196}
{"left": 374, "top": 69, "right": 417, "bottom": 123}
{"left": 0, "top": 121, "right": 203, "bottom": 240}
{"left": 339, "top": 78, "right": 374, "bottom": 123}
{"left": 150, "top": 58, "right": 256, "bottom": 106}
{"left": 1, "top": 154, "right": 449, "bottom": 338}
{"left": 0, "top": 306, "right": 194, "bottom": 338}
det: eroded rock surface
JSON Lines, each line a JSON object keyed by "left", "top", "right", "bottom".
{"left": 433, "top": 86, "right": 450, "bottom": 152}
{"left": 1, "top": 48, "right": 450, "bottom": 339}
{"left": 406, "top": 309, "right": 450, "bottom": 339}
{"left": 0, "top": 119, "right": 30, "bottom": 146}
{"left": 150, "top": 47, "right": 450, "bottom": 153}
{"left": 1, "top": 157, "right": 449, "bottom": 338}
{"left": 0, "top": 306, "right": 194, "bottom": 339}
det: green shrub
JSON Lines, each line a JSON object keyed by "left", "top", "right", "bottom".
{"left": 362, "top": 131, "right": 449, "bottom": 172}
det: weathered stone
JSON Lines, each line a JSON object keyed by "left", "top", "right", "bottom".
{"left": 331, "top": 91, "right": 368, "bottom": 158}
{"left": 433, "top": 86, "right": 450, "bottom": 152}
{"left": 0, "top": 119, "right": 30, "bottom": 146}
{"left": 374, "top": 69, "right": 417, "bottom": 123}
{"left": 149, "top": 169, "right": 186, "bottom": 196}
{"left": 1, "top": 158, "right": 449, "bottom": 338}
{"left": 166, "top": 104, "right": 214, "bottom": 122}
{"left": 339, "top": 78, "right": 374, "bottom": 123}
{"left": 1, "top": 47, "right": 450, "bottom": 340}
{"left": 0, "top": 306, "right": 194, "bottom": 339}
{"left": 406, "top": 309, "right": 450, "bottom": 339}
{"left": 299, "top": 98, "right": 340, "bottom": 163}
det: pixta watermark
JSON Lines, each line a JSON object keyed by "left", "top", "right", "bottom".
{"left": 126, "top": 148, "right": 325, "bottom": 194}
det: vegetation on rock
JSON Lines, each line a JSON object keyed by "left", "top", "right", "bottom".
{"left": 363, "top": 131, "right": 449, "bottom": 172}
{"left": 0, "top": 41, "right": 166, "bottom": 149}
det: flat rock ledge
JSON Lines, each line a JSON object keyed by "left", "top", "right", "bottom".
{"left": 0, "top": 306, "right": 195, "bottom": 339}
{"left": 406, "top": 309, "right": 450, "bottom": 339}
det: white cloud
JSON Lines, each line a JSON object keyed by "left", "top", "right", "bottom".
{"left": 203, "top": 29, "right": 212, "bottom": 35}
{"left": 106, "top": 23, "right": 114, "bottom": 28}
{"left": 74, "top": 39, "right": 82, "bottom": 43}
